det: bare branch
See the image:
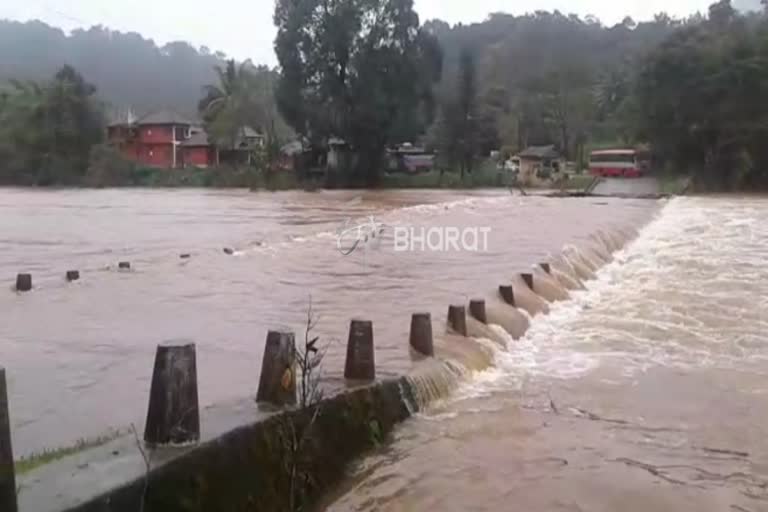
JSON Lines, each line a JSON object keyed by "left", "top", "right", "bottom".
{"left": 280, "top": 295, "right": 334, "bottom": 510}
{"left": 130, "top": 423, "right": 151, "bottom": 512}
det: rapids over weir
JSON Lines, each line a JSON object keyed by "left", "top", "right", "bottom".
{"left": 401, "top": 223, "right": 642, "bottom": 411}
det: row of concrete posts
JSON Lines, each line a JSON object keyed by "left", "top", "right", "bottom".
{"left": 0, "top": 264, "right": 557, "bottom": 511}
{"left": 12, "top": 264, "right": 134, "bottom": 292}
{"left": 12, "top": 247, "right": 248, "bottom": 292}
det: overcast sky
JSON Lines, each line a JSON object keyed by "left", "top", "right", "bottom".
{"left": 1, "top": 0, "right": 716, "bottom": 66}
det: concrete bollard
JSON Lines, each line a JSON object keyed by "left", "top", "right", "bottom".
{"left": 256, "top": 331, "right": 296, "bottom": 406}
{"left": 540, "top": 263, "right": 551, "bottom": 274}
{"left": 144, "top": 341, "right": 200, "bottom": 445}
{"left": 499, "top": 285, "right": 515, "bottom": 306}
{"left": 409, "top": 313, "right": 434, "bottom": 357}
{"left": 469, "top": 299, "right": 487, "bottom": 323}
{"left": 447, "top": 305, "right": 468, "bottom": 336}
{"left": 521, "top": 273, "right": 534, "bottom": 290}
{"left": 66, "top": 270, "right": 80, "bottom": 282}
{"left": 15, "top": 274, "right": 31, "bottom": 292}
{"left": 344, "top": 320, "right": 375, "bottom": 381}
{"left": 0, "top": 368, "right": 17, "bottom": 512}
{"left": 118, "top": 262, "right": 131, "bottom": 270}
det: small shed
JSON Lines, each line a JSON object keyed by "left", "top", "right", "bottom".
{"left": 516, "top": 145, "right": 563, "bottom": 185}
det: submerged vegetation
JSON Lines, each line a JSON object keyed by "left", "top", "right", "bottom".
{"left": 14, "top": 430, "right": 122, "bottom": 475}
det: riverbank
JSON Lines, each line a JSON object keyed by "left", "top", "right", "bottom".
{"left": 2, "top": 158, "right": 597, "bottom": 191}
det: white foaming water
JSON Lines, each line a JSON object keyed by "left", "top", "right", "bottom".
{"left": 451, "top": 366, "right": 514, "bottom": 402}
{"left": 434, "top": 196, "right": 768, "bottom": 403}
{"left": 249, "top": 194, "right": 511, "bottom": 255}
{"left": 487, "top": 324, "right": 514, "bottom": 348}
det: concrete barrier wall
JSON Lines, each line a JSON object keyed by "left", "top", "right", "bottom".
{"left": 59, "top": 378, "right": 414, "bottom": 512}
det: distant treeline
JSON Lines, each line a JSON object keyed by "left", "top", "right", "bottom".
{"left": 0, "top": 20, "right": 225, "bottom": 116}
{"left": 1, "top": 1, "right": 767, "bottom": 189}
{"left": 636, "top": 1, "right": 768, "bottom": 189}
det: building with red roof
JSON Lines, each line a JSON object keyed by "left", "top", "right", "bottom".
{"left": 107, "top": 109, "right": 263, "bottom": 169}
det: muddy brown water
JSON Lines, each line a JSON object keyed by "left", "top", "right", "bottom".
{"left": 324, "top": 195, "right": 768, "bottom": 512}
{"left": 2, "top": 189, "right": 765, "bottom": 511}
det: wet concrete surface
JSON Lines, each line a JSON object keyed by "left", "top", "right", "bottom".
{"left": 17, "top": 397, "right": 276, "bottom": 512}
{"left": 591, "top": 177, "right": 661, "bottom": 197}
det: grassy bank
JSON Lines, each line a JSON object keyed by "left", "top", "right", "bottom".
{"left": 381, "top": 169, "right": 507, "bottom": 188}
{"left": 658, "top": 173, "right": 692, "bottom": 195}
{"left": 85, "top": 164, "right": 303, "bottom": 190}
{"left": 19, "top": 156, "right": 600, "bottom": 191}
{"left": 88, "top": 163, "right": 515, "bottom": 190}
{"left": 87, "top": 165, "right": 598, "bottom": 191}
{"left": 381, "top": 161, "right": 595, "bottom": 190}
{"left": 382, "top": 159, "right": 516, "bottom": 188}
{"left": 15, "top": 430, "right": 123, "bottom": 475}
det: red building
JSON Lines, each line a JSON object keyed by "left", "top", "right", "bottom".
{"left": 107, "top": 109, "right": 216, "bottom": 168}
{"left": 108, "top": 109, "right": 269, "bottom": 169}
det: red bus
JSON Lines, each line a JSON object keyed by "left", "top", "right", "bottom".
{"left": 589, "top": 149, "right": 648, "bottom": 178}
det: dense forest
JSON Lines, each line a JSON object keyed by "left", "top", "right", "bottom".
{"left": 1, "top": 0, "right": 767, "bottom": 188}
{"left": 0, "top": 20, "right": 225, "bottom": 115}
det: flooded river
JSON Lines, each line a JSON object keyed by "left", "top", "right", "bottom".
{"left": 325, "top": 196, "right": 768, "bottom": 512}
{"left": 2, "top": 189, "right": 766, "bottom": 511}
{"left": 1, "top": 188, "right": 652, "bottom": 455}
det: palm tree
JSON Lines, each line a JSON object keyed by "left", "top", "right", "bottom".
{"left": 199, "top": 59, "right": 253, "bottom": 149}
{"left": 199, "top": 60, "right": 240, "bottom": 119}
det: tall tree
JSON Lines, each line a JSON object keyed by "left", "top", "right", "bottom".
{"left": 199, "top": 59, "right": 259, "bottom": 148}
{"left": 431, "top": 49, "right": 499, "bottom": 176}
{"left": 0, "top": 65, "right": 103, "bottom": 185}
{"left": 524, "top": 67, "right": 595, "bottom": 159}
{"left": 199, "top": 59, "right": 292, "bottom": 160}
{"left": 273, "top": 0, "right": 443, "bottom": 185}
{"left": 456, "top": 49, "right": 479, "bottom": 176}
